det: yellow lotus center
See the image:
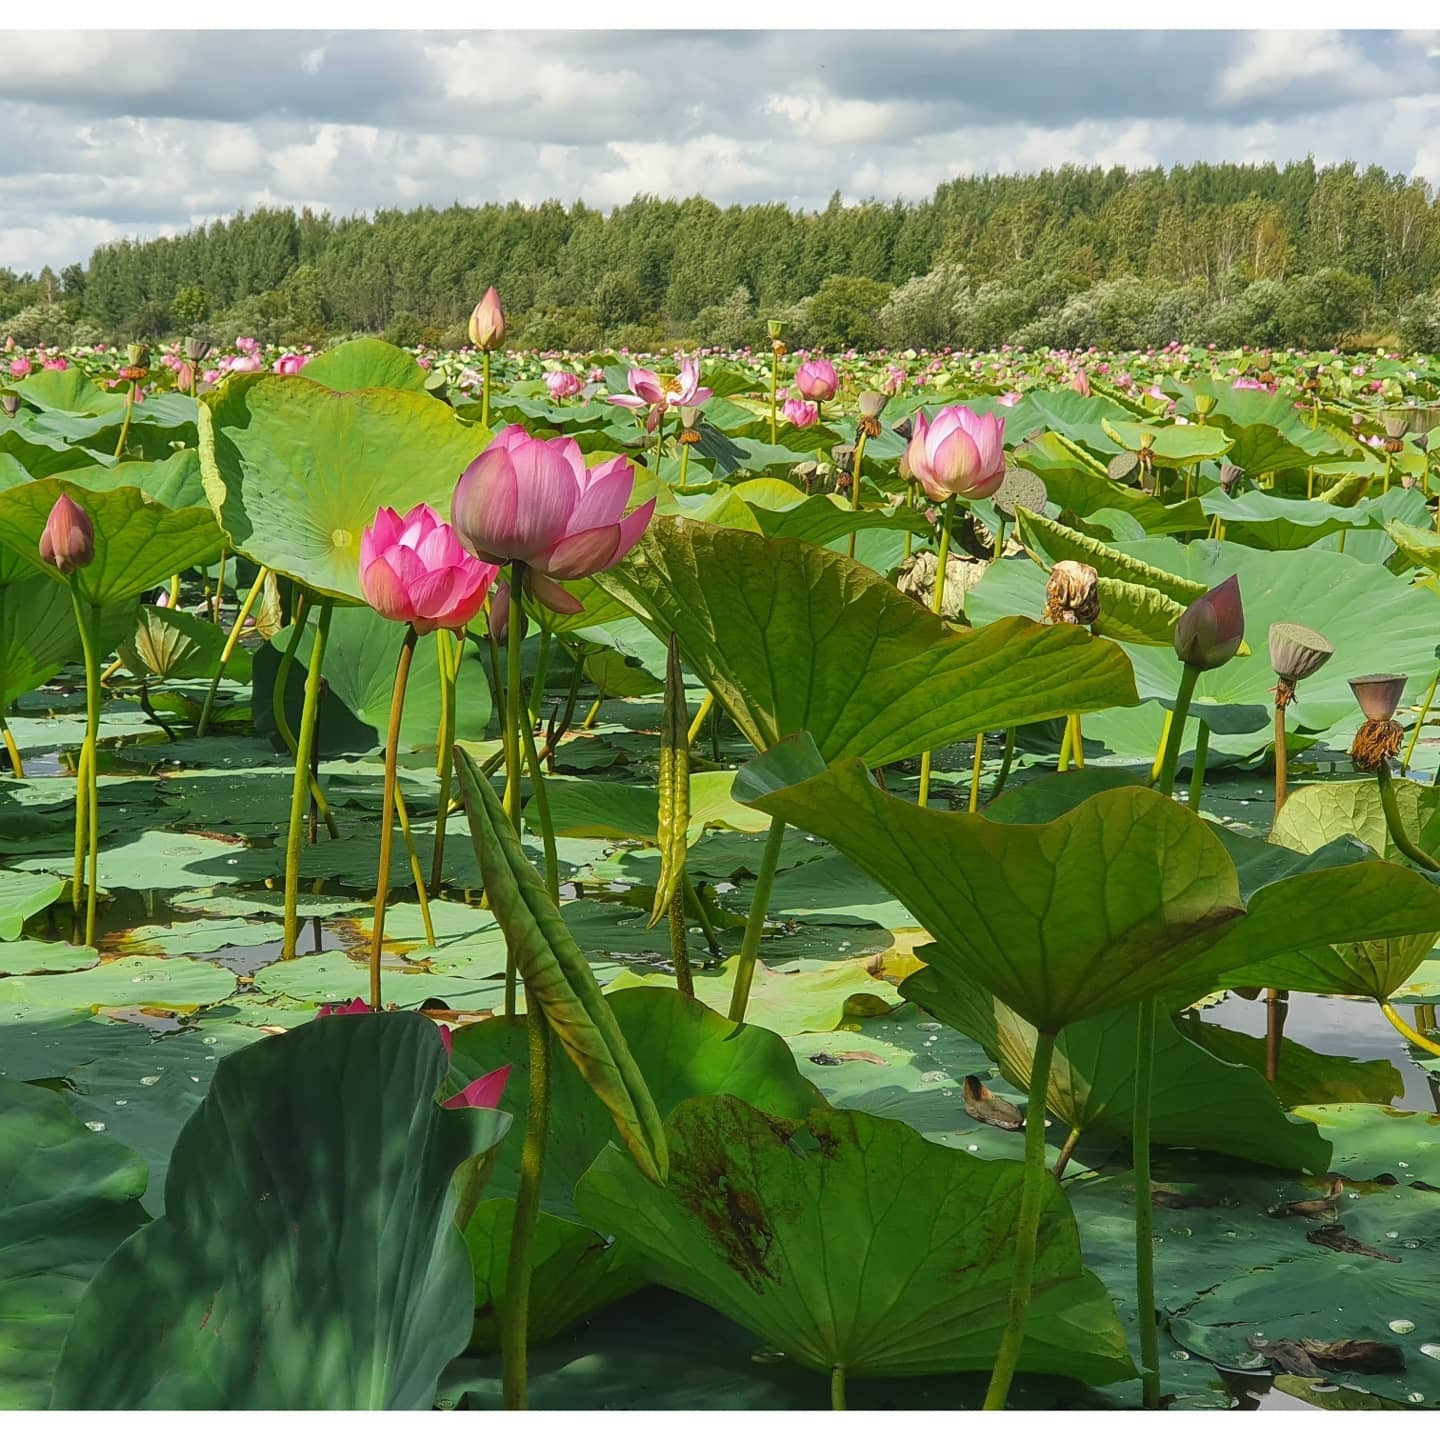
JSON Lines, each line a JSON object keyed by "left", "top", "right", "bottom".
{"left": 332, "top": 527, "right": 353, "bottom": 549}
{"left": 660, "top": 375, "right": 683, "bottom": 396}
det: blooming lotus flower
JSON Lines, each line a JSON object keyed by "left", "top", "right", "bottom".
{"left": 1173, "top": 575, "right": 1243, "bottom": 671}
{"left": 317, "top": 998, "right": 370, "bottom": 1019}
{"left": 273, "top": 353, "right": 306, "bottom": 376}
{"left": 43, "top": 356, "right": 68, "bottom": 371}
{"left": 451, "top": 426, "right": 656, "bottom": 614}
{"left": 782, "top": 396, "right": 818, "bottom": 428}
{"left": 996, "top": 391, "right": 1023, "bottom": 406}
{"left": 228, "top": 354, "right": 264, "bottom": 374}
{"left": 607, "top": 358, "right": 711, "bottom": 431}
{"left": 39, "top": 492, "right": 94, "bottom": 575}
{"left": 544, "top": 370, "right": 584, "bottom": 400}
{"left": 236, "top": 336, "right": 259, "bottom": 354}
{"left": 468, "top": 287, "right": 506, "bottom": 351}
{"left": 442, "top": 1064, "right": 512, "bottom": 1111}
{"left": 360, "top": 503, "right": 496, "bottom": 634}
{"left": 8, "top": 356, "right": 31, "bottom": 378}
{"left": 905, "top": 405, "right": 1006, "bottom": 502}
{"left": 794, "top": 358, "right": 838, "bottom": 402}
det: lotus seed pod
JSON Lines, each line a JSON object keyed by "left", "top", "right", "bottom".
{"left": 0, "top": 392, "right": 18, "bottom": 418}
{"left": 1384, "top": 415, "right": 1410, "bottom": 440}
{"left": 1042, "top": 560, "right": 1101, "bottom": 628}
{"left": 857, "top": 390, "right": 887, "bottom": 420}
{"left": 183, "top": 337, "right": 211, "bottom": 363}
{"left": 1268, "top": 623, "right": 1335, "bottom": 685}
{"left": 1219, "top": 462, "right": 1244, "bottom": 492}
{"left": 1349, "top": 674, "right": 1408, "bottom": 722}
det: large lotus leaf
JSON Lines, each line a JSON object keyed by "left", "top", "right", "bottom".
{"left": 973, "top": 388, "right": 1133, "bottom": 455}
{"left": 15, "top": 394, "right": 197, "bottom": 460}
{"left": 269, "top": 603, "right": 492, "bottom": 753}
{"left": 198, "top": 375, "right": 486, "bottom": 603}
{"left": 976, "top": 531, "right": 1440, "bottom": 739}
{"left": 1101, "top": 419, "right": 1233, "bottom": 464}
{"left": 448, "top": 987, "right": 820, "bottom": 1345}
{"left": 0, "top": 871, "right": 66, "bottom": 942}
{"left": 738, "top": 751, "right": 1440, "bottom": 1032}
{"left": 1200, "top": 488, "right": 1419, "bottom": 551}
{"left": 592, "top": 517, "right": 1138, "bottom": 767}
{"left": 452, "top": 748, "right": 667, "bottom": 1185}
{"left": 902, "top": 961, "right": 1330, "bottom": 1173}
{"left": 12, "top": 367, "right": 126, "bottom": 416}
{"left": 0, "top": 1079, "right": 149, "bottom": 1408}
{"left": 0, "top": 575, "right": 137, "bottom": 709}
{"left": 49, "top": 1013, "right": 510, "bottom": 1410}
{"left": 1384, "top": 517, "right": 1440, "bottom": 574}
{"left": 1013, "top": 507, "right": 1207, "bottom": 603}
{"left": 1206, "top": 387, "right": 1348, "bottom": 465}
{"left": 576, "top": 1095, "right": 1135, "bottom": 1385}
{"left": 1290, "top": 1103, "right": 1440, "bottom": 1186}
{"left": 728, "top": 483, "right": 927, "bottom": 548}
{"left": 1272, "top": 777, "right": 1440, "bottom": 862}
{"left": 298, "top": 338, "right": 431, "bottom": 393}
{"left": 0, "top": 478, "right": 222, "bottom": 606}
{"left": 60, "top": 450, "right": 209, "bottom": 510}
{"left": 1189, "top": 1021, "right": 1403, "bottom": 1107}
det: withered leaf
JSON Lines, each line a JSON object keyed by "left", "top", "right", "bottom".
{"left": 1302, "top": 1338, "right": 1405, "bottom": 1375}
{"left": 1305, "top": 1224, "right": 1400, "bottom": 1263}
{"left": 1270, "top": 1176, "right": 1344, "bottom": 1219}
{"left": 962, "top": 1076, "right": 1023, "bottom": 1131}
{"left": 1248, "top": 1337, "right": 1321, "bottom": 1377}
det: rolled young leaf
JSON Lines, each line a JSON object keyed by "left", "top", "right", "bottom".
{"left": 452, "top": 744, "right": 668, "bottom": 1185}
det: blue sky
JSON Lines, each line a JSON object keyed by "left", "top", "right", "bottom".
{"left": 3, "top": 28, "right": 1439, "bottom": 273}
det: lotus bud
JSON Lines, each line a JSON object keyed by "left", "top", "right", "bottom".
{"left": 1193, "top": 394, "right": 1216, "bottom": 418}
{"left": 183, "top": 337, "right": 211, "bottom": 363}
{"left": 468, "top": 287, "right": 506, "bottom": 351}
{"left": 1173, "top": 574, "right": 1243, "bottom": 671}
{"left": 174, "top": 362, "right": 194, "bottom": 393}
{"left": 1042, "top": 560, "right": 1101, "bottom": 628}
{"left": 0, "top": 392, "right": 18, "bottom": 418}
{"left": 1349, "top": 674, "right": 1407, "bottom": 722}
{"left": 39, "top": 492, "right": 95, "bottom": 575}
{"left": 1269, "top": 622, "right": 1333, "bottom": 706}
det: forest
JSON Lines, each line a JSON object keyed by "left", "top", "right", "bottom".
{"left": 7, "top": 158, "right": 1440, "bottom": 354}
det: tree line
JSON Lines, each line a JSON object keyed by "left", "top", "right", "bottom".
{"left": 7, "top": 158, "right": 1440, "bottom": 353}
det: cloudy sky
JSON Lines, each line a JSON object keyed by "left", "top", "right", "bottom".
{"left": 4, "top": 26, "right": 1440, "bottom": 275}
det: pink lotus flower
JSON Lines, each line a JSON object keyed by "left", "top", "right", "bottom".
{"left": 273, "top": 353, "right": 306, "bottom": 376}
{"left": 317, "top": 998, "right": 370, "bottom": 1019}
{"left": 882, "top": 365, "right": 907, "bottom": 396}
{"left": 544, "top": 370, "right": 584, "bottom": 401}
{"left": 1070, "top": 371, "right": 1091, "bottom": 397}
{"left": 996, "top": 391, "right": 1023, "bottom": 406}
{"left": 607, "top": 358, "right": 711, "bottom": 431}
{"left": 8, "top": 356, "right": 31, "bottom": 378}
{"left": 203, "top": 369, "right": 221, "bottom": 384}
{"left": 228, "top": 355, "right": 264, "bottom": 374}
{"left": 360, "top": 503, "right": 496, "bottom": 634}
{"left": 175, "top": 363, "right": 194, "bottom": 392}
{"left": 236, "top": 336, "right": 259, "bottom": 355}
{"left": 468, "top": 287, "right": 506, "bottom": 351}
{"left": 782, "top": 396, "right": 818, "bottom": 428}
{"left": 794, "top": 358, "right": 838, "bottom": 403}
{"left": 442, "top": 1064, "right": 512, "bottom": 1111}
{"left": 906, "top": 405, "right": 1006, "bottom": 502}
{"left": 451, "top": 426, "right": 656, "bottom": 614}
{"left": 43, "top": 356, "right": 68, "bottom": 371}
{"left": 1173, "top": 575, "right": 1244, "bottom": 671}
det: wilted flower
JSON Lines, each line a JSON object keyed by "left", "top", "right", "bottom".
{"left": 1173, "top": 575, "right": 1243, "bottom": 670}
{"left": 359, "top": 503, "right": 496, "bottom": 634}
{"left": 794, "top": 358, "right": 838, "bottom": 403}
{"left": 1042, "top": 560, "right": 1100, "bottom": 628}
{"left": 468, "top": 287, "right": 506, "bottom": 351}
{"left": 451, "top": 426, "right": 656, "bottom": 613}
{"left": 38, "top": 492, "right": 95, "bottom": 575}
{"left": 782, "top": 396, "right": 818, "bottom": 428}
{"left": 906, "top": 404, "right": 1006, "bottom": 502}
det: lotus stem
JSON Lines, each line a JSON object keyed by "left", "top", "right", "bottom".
{"left": 1416, "top": 1002, "right": 1436, "bottom": 1032}
{"left": 500, "top": 562, "right": 529, "bottom": 1017}
{"left": 968, "top": 733, "right": 985, "bottom": 813}
{"left": 988, "top": 728, "right": 1016, "bottom": 805}
{"left": 519, "top": 701, "right": 559, "bottom": 904}
{"left": 1380, "top": 1000, "right": 1440, "bottom": 1059}
{"left": 1402, "top": 667, "right": 1440, "bottom": 777}
{"left": 99, "top": 656, "right": 124, "bottom": 687}
{"left": 993, "top": 517, "right": 1006, "bottom": 561}
{"left": 271, "top": 603, "right": 340, "bottom": 840}
{"left": 903, "top": 482, "right": 917, "bottom": 558}
{"left": 70, "top": 739, "right": 89, "bottom": 937}
{"left": 501, "top": 1001, "right": 550, "bottom": 1410}
{"left": 281, "top": 600, "right": 332, "bottom": 960}
{"left": 431, "top": 627, "right": 460, "bottom": 891}
{"left": 198, "top": 565, "right": 268, "bottom": 738}
{"left": 1, "top": 712, "right": 22, "bottom": 777}
{"left": 528, "top": 627, "right": 553, "bottom": 725}
{"left": 1053, "top": 1124, "right": 1082, "bottom": 1181}
{"left": 1187, "top": 720, "right": 1209, "bottom": 812}
{"left": 1377, "top": 763, "right": 1440, "bottom": 871}
{"left": 916, "top": 497, "right": 959, "bottom": 810}
{"left": 390, "top": 780, "right": 435, "bottom": 946}
{"left": 684, "top": 873, "right": 722, "bottom": 958}
{"left": 830, "top": 1364, "right": 846, "bottom": 1412}
{"left": 668, "top": 886, "right": 694, "bottom": 998}
{"left": 677, "top": 442, "right": 690, "bottom": 491}
{"left": 1057, "top": 715, "right": 1074, "bottom": 773}
{"left": 582, "top": 696, "right": 602, "bottom": 729}
{"left": 728, "top": 813, "right": 787, "bottom": 1023}
{"left": 1133, "top": 997, "right": 1161, "bottom": 1409}
{"left": 1155, "top": 664, "right": 1200, "bottom": 798}
{"left": 769, "top": 349, "right": 779, "bottom": 446}
{"left": 69, "top": 591, "right": 104, "bottom": 946}
{"left": 1149, "top": 709, "right": 1173, "bottom": 784}
{"left": 112, "top": 384, "right": 135, "bottom": 458}
{"left": 211, "top": 546, "right": 227, "bottom": 625}
{"left": 687, "top": 691, "right": 715, "bottom": 747}
{"left": 983, "top": 1027, "right": 1057, "bottom": 1411}
{"left": 1265, "top": 989, "right": 1287, "bottom": 1082}
{"left": 846, "top": 431, "right": 868, "bottom": 561}
{"left": 1273, "top": 703, "right": 1290, "bottom": 813}
{"left": 1071, "top": 713, "right": 1085, "bottom": 769}
{"left": 369, "top": 624, "right": 419, "bottom": 1008}
{"left": 166, "top": 573, "right": 180, "bottom": 608}
{"left": 481, "top": 351, "right": 491, "bottom": 430}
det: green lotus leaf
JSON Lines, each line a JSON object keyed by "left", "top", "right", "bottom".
{"left": 0, "top": 575, "right": 137, "bottom": 710}
{"left": 297, "top": 338, "right": 432, "bottom": 393}
{"left": 737, "top": 753, "right": 1440, "bottom": 1032}
{"left": 198, "top": 374, "right": 487, "bottom": 603}
{"left": 1101, "top": 418, "right": 1234, "bottom": 463}
{"left": 118, "top": 604, "right": 245, "bottom": 683}
{"left": 50, "top": 1013, "right": 510, "bottom": 1409}
{"left": 0, "top": 478, "right": 222, "bottom": 606}
{"left": 1290, "top": 1102, "right": 1440, "bottom": 1186}
{"left": 729, "top": 483, "right": 927, "bottom": 548}
{"left": 1384, "top": 516, "right": 1440, "bottom": 573}
{"left": 0, "top": 1078, "right": 149, "bottom": 1407}
{"left": 1200, "top": 488, "right": 1420, "bottom": 552}
{"left": 575, "top": 1094, "right": 1135, "bottom": 1386}
{"left": 448, "top": 986, "right": 822, "bottom": 1345}
{"left": 1188, "top": 1021, "right": 1403, "bottom": 1107}
{"left": 58, "top": 450, "right": 209, "bottom": 509}
{"left": 12, "top": 366, "right": 127, "bottom": 416}
{"left": 902, "top": 962, "right": 1331, "bottom": 1173}
{"left": 1014, "top": 508, "right": 1207, "bottom": 604}
{"left": 592, "top": 517, "right": 1138, "bottom": 767}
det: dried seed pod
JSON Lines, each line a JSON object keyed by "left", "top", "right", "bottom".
{"left": 1269, "top": 622, "right": 1334, "bottom": 706}
{"left": 1219, "top": 462, "right": 1244, "bottom": 493}
{"left": 1350, "top": 718, "right": 1404, "bottom": 772}
{"left": 1349, "top": 673, "right": 1407, "bottom": 722}
{"left": 1042, "top": 560, "right": 1100, "bottom": 628}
